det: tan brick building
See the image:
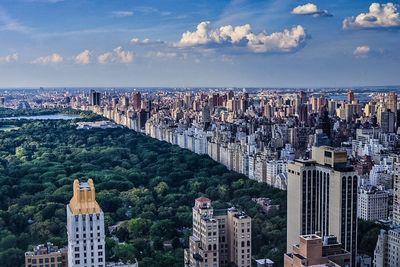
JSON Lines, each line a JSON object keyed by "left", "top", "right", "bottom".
{"left": 25, "top": 242, "right": 68, "bottom": 267}
{"left": 184, "top": 197, "right": 252, "bottom": 267}
{"left": 284, "top": 234, "right": 351, "bottom": 267}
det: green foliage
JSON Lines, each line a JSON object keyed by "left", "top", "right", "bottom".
{"left": 0, "top": 115, "right": 287, "bottom": 266}
{"left": 358, "top": 219, "right": 381, "bottom": 257}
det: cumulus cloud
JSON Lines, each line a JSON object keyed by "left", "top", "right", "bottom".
{"left": 354, "top": 46, "right": 371, "bottom": 57}
{"left": 98, "top": 47, "right": 134, "bottom": 64}
{"left": 112, "top": 11, "right": 133, "bottom": 17}
{"left": 343, "top": 2, "right": 400, "bottom": 29}
{"left": 177, "top": 21, "right": 307, "bottom": 53}
{"left": 291, "top": 3, "right": 332, "bottom": 17}
{"left": 114, "top": 46, "right": 134, "bottom": 63}
{"left": 130, "top": 38, "right": 165, "bottom": 45}
{"left": 0, "top": 53, "right": 18, "bottom": 63}
{"left": 97, "top": 52, "right": 113, "bottom": 64}
{"left": 31, "top": 53, "right": 63, "bottom": 64}
{"left": 75, "top": 49, "right": 91, "bottom": 64}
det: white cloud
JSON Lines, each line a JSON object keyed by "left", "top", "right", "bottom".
{"left": 130, "top": 38, "right": 165, "bottom": 45}
{"left": 146, "top": 51, "right": 177, "bottom": 59}
{"left": 97, "top": 52, "right": 113, "bottom": 64}
{"left": 0, "top": 53, "right": 18, "bottom": 63}
{"left": 31, "top": 53, "right": 63, "bottom": 64}
{"left": 354, "top": 46, "right": 371, "bottom": 57}
{"left": 98, "top": 47, "right": 134, "bottom": 64}
{"left": 75, "top": 49, "right": 91, "bottom": 64}
{"left": 343, "top": 3, "right": 400, "bottom": 29}
{"left": 114, "top": 46, "right": 134, "bottom": 63}
{"left": 178, "top": 21, "right": 213, "bottom": 46}
{"left": 291, "top": 3, "right": 331, "bottom": 17}
{"left": 112, "top": 11, "right": 133, "bottom": 17}
{"left": 177, "top": 21, "right": 307, "bottom": 53}
{"left": 247, "top": 26, "right": 307, "bottom": 53}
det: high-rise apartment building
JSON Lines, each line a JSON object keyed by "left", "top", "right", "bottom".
{"left": 393, "top": 162, "right": 400, "bottom": 225}
{"left": 184, "top": 197, "right": 252, "bottom": 267}
{"left": 357, "top": 185, "right": 388, "bottom": 221}
{"left": 67, "top": 179, "right": 106, "bottom": 267}
{"left": 387, "top": 92, "right": 397, "bottom": 113}
{"left": 132, "top": 92, "right": 141, "bottom": 111}
{"left": 284, "top": 234, "right": 351, "bottom": 267}
{"left": 266, "top": 160, "right": 288, "bottom": 187}
{"left": 380, "top": 109, "right": 395, "bottom": 133}
{"left": 347, "top": 90, "right": 354, "bottom": 103}
{"left": 374, "top": 228, "right": 400, "bottom": 267}
{"left": 287, "top": 146, "right": 358, "bottom": 265}
{"left": 25, "top": 242, "right": 68, "bottom": 267}
{"left": 120, "top": 96, "right": 129, "bottom": 109}
{"left": 89, "top": 90, "right": 101, "bottom": 106}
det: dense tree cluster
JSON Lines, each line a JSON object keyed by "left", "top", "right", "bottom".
{"left": 0, "top": 107, "right": 62, "bottom": 118}
{"left": 0, "top": 116, "right": 287, "bottom": 267}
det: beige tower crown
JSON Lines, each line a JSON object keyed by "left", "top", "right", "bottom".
{"left": 69, "top": 179, "right": 101, "bottom": 215}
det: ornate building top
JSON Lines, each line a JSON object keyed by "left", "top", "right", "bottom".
{"left": 69, "top": 179, "right": 101, "bottom": 215}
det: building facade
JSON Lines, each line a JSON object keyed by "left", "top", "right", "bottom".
{"left": 25, "top": 243, "right": 68, "bottom": 267}
{"left": 393, "top": 162, "right": 400, "bottom": 225}
{"left": 357, "top": 185, "right": 389, "bottom": 221}
{"left": 184, "top": 197, "right": 252, "bottom": 267}
{"left": 287, "top": 146, "right": 358, "bottom": 266}
{"left": 374, "top": 228, "right": 400, "bottom": 267}
{"left": 67, "top": 179, "right": 106, "bottom": 267}
{"left": 284, "top": 234, "right": 351, "bottom": 267}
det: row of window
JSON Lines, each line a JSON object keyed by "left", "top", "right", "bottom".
{"left": 26, "top": 264, "right": 62, "bottom": 267}
{"left": 74, "top": 251, "right": 102, "bottom": 258}
{"left": 74, "top": 214, "right": 101, "bottom": 222}
{"left": 75, "top": 225, "right": 101, "bottom": 232}
{"left": 26, "top": 257, "right": 61, "bottom": 264}
{"left": 75, "top": 232, "right": 101, "bottom": 238}
{"left": 74, "top": 244, "right": 103, "bottom": 251}
{"left": 74, "top": 257, "right": 103, "bottom": 264}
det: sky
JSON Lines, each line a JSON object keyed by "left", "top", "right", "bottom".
{"left": 0, "top": 0, "right": 399, "bottom": 88}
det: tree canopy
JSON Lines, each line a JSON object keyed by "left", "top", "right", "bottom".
{"left": 0, "top": 113, "right": 287, "bottom": 266}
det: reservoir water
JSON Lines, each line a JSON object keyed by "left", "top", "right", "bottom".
{"left": 0, "top": 114, "right": 81, "bottom": 120}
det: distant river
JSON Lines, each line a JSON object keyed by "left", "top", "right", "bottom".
{"left": 0, "top": 114, "right": 81, "bottom": 120}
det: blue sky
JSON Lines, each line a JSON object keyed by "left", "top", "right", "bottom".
{"left": 0, "top": 0, "right": 399, "bottom": 87}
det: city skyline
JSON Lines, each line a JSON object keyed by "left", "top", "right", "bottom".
{"left": 0, "top": 0, "right": 399, "bottom": 87}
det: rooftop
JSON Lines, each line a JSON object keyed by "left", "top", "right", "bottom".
{"left": 68, "top": 179, "right": 102, "bottom": 215}
{"left": 196, "top": 196, "right": 211, "bottom": 203}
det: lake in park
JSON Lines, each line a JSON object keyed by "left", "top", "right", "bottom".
{"left": 0, "top": 114, "right": 81, "bottom": 120}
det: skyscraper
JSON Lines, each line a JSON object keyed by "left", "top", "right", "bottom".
{"left": 89, "top": 90, "right": 101, "bottom": 106}
{"left": 387, "top": 92, "right": 397, "bottom": 114}
{"left": 380, "top": 109, "right": 395, "bottom": 133}
{"left": 287, "top": 146, "right": 358, "bottom": 265}
{"left": 347, "top": 90, "right": 354, "bottom": 103}
{"left": 120, "top": 96, "right": 129, "bottom": 109}
{"left": 374, "top": 228, "right": 400, "bottom": 267}
{"left": 184, "top": 197, "right": 252, "bottom": 267}
{"left": 67, "top": 179, "right": 105, "bottom": 267}
{"left": 132, "top": 92, "right": 142, "bottom": 111}
{"left": 393, "top": 162, "right": 400, "bottom": 225}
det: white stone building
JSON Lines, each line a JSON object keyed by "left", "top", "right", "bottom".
{"left": 67, "top": 179, "right": 106, "bottom": 267}
{"left": 357, "top": 185, "right": 389, "bottom": 221}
